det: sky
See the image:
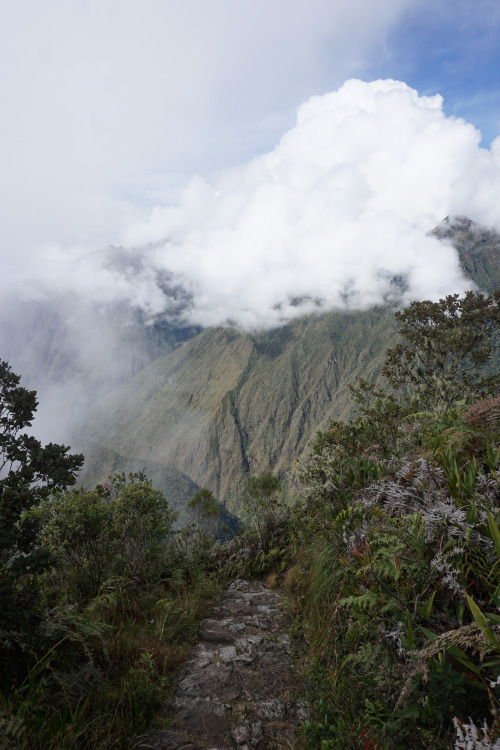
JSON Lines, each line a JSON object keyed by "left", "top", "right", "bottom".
{"left": 1, "top": 0, "right": 500, "bottom": 330}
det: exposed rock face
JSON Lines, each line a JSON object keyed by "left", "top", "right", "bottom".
{"left": 431, "top": 215, "right": 500, "bottom": 294}
{"left": 140, "top": 579, "right": 309, "bottom": 750}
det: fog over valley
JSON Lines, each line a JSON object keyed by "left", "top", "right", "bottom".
{"left": 1, "top": 1, "right": 500, "bottom": 446}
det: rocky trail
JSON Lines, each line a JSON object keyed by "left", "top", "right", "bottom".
{"left": 141, "top": 579, "right": 310, "bottom": 750}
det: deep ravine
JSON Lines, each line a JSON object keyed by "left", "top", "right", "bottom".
{"left": 140, "top": 579, "right": 310, "bottom": 750}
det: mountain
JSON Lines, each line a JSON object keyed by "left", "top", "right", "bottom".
{"left": 77, "top": 308, "right": 400, "bottom": 512}
{"left": 431, "top": 215, "right": 500, "bottom": 294}
{"left": 3, "top": 216, "right": 499, "bottom": 516}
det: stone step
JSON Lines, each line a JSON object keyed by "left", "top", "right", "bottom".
{"left": 140, "top": 579, "right": 309, "bottom": 749}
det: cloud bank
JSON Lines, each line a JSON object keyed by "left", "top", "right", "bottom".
{"left": 0, "top": 0, "right": 415, "bottom": 267}
{"left": 116, "top": 79, "right": 500, "bottom": 327}
{"left": 3, "top": 77, "right": 500, "bottom": 444}
{"left": 7, "top": 78, "right": 500, "bottom": 332}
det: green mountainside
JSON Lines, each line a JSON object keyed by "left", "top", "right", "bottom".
{"left": 77, "top": 308, "right": 398, "bottom": 512}
{"left": 77, "top": 216, "right": 500, "bottom": 513}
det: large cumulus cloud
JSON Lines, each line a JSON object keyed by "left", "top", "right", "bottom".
{"left": 6, "top": 79, "right": 500, "bottom": 331}
{"left": 114, "top": 79, "right": 500, "bottom": 328}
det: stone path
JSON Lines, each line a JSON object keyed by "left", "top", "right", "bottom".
{"left": 140, "top": 579, "right": 309, "bottom": 750}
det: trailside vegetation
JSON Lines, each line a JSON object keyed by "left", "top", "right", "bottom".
{"left": 383, "top": 290, "right": 500, "bottom": 415}
{"left": 2, "top": 288, "right": 500, "bottom": 749}
{"left": 0, "top": 359, "right": 84, "bottom": 667}
{"left": 287, "top": 290, "right": 500, "bottom": 749}
{"left": 0, "top": 362, "right": 225, "bottom": 749}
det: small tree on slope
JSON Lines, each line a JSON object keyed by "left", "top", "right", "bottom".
{"left": 382, "top": 290, "right": 500, "bottom": 417}
{"left": 0, "top": 359, "right": 83, "bottom": 635}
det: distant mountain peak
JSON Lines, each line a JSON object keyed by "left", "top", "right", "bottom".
{"left": 431, "top": 215, "right": 500, "bottom": 294}
{"left": 437, "top": 214, "right": 477, "bottom": 232}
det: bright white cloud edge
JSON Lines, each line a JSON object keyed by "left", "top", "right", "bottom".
{"left": 16, "top": 79, "right": 500, "bottom": 330}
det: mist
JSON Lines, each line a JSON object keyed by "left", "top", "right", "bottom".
{"left": 2, "top": 78, "right": 500, "bottom": 442}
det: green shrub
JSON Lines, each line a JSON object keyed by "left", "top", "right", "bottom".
{"left": 30, "top": 473, "right": 177, "bottom": 604}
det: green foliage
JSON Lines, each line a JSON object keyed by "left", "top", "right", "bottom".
{"left": 3, "top": 481, "right": 223, "bottom": 749}
{"left": 0, "top": 358, "right": 84, "bottom": 708}
{"left": 0, "top": 365, "right": 229, "bottom": 749}
{"left": 348, "top": 377, "right": 416, "bottom": 456}
{"left": 187, "top": 487, "right": 220, "bottom": 537}
{"left": 107, "top": 473, "right": 177, "bottom": 581}
{"left": 383, "top": 290, "right": 500, "bottom": 416}
{"left": 1, "top": 571, "right": 222, "bottom": 749}
{"left": 289, "top": 291, "right": 500, "bottom": 748}
{"left": 30, "top": 472, "right": 177, "bottom": 603}
{"left": 242, "top": 471, "right": 283, "bottom": 551}
{"left": 0, "top": 360, "right": 83, "bottom": 631}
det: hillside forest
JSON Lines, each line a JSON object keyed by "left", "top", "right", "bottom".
{"left": 2, "top": 288, "right": 500, "bottom": 749}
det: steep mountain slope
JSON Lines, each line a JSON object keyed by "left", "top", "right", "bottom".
{"left": 77, "top": 216, "right": 500, "bottom": 513}
{"left": 432, "top": 215, "right": 500, "bottom": 294}
{"left": 78, "top": 308, "right": 400, "bottom": 511}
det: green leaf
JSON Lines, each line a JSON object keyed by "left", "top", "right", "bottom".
{"left": 419, "top": 625, "right": 438, "bottom": 641}
{"left": 446, "top": 645, "right": 480, "bottom": 675}
{"left": 487, "top": 510, "right": 500, "bottom": 560}
{"left": 417, "top": 590, "right": 436, "bottom": 620}
{"left": 466, "top": 595, "right": 500, "bottom": 649}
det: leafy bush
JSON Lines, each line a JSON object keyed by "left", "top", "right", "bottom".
{"left": 242, "top": 471, "right": 284, "bottom": 551}
{"left": 290, "top": 291, "right": 500, "bottom": 748}
{"left": 187, "top": 487, "right": 221, "bottom": 538}
{"left": 383, "top": 290, "right": 500, "bottom": 416}
{"left": 30, "top": 473, "right": 177, "bottom": 604}
{"left": 0, "top": 360, "right": 83, "bottom": 639}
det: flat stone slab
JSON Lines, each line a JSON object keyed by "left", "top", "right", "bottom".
{"left": 199, "top": 629, "right": 235, "bottom": 644}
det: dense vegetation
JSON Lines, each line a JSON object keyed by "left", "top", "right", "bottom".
{"left": 0, "top": 366, "right": 224, "bottom": 749}
{"left": 287, "top": 291, "right": 500, "bottom": 749}
{"left": 1, "top": 289, "right": 500, "bottom": 749}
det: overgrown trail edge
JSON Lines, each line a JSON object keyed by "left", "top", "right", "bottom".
{"left": 141, "top": 579, "right": 309, "bottom": 749}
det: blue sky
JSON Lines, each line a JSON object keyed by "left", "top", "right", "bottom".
{"left": 375, "top": 1, "right": 500, "bottom": 145}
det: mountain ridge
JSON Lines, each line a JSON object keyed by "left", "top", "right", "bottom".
{"left": 76, "top": 215, "right": 500, "bottom": 512}
{"left": 3, "top": 216, "right": 499, "bottom": 514}
{"left": 77, "top": 307, "right": 401, "bottom": 511}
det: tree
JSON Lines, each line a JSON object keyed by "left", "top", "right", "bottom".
{"left": 187, "top": 488, "right": 220, "bottom": 537}
{"left": 32, "top": 472, "right": 177, "bottom": 602}
{"left": 0, "top": 360, "right": 84, "bottom": 630}
{"left": 109, "top": 472, "right": 177, "bottom": 581}
{"left": 243, "top": 472, "right": 282, "bottom": 550}
{"left": 382, "top": 291, "right": 500, "bottom": 416}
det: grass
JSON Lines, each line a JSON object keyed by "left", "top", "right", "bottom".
{"left": 1, "top": 570, "right": 223, "bottom": 750}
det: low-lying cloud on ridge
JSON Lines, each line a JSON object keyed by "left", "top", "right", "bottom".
{"left": 14, "top": 79, "right": 500, "bottom": 330}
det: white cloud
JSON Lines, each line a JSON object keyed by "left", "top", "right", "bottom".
{"left": 6, "top": 78, "right": 500, "bottom": 331}
{"left": 0, "top": 0, "right": 414, "bottom": 266}
{"left": 112, "top": 79, "right": 500, "bottom": 328}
